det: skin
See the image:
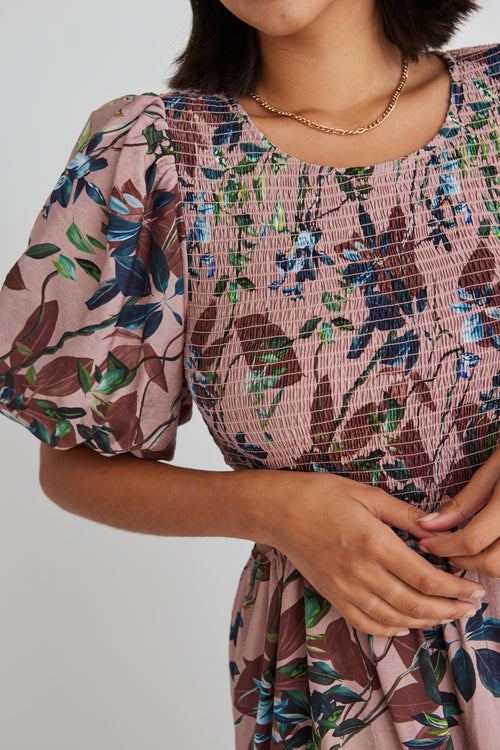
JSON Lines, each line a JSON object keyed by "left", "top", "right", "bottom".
{"left": 419, "top": 448, "right": 500, "bottom": 577}
{"left": 38, "top": 0, "right": 493, "bottom": 637}
{"left": 221, "top": 0, "right": 453, "bottom": 169}
{"left": 40, "top": 445, "right": 484, "bottom": 638}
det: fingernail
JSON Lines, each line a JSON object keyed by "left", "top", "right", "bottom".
{"left": 465, "top": 608, "right": 477, "bottom": 617}
{"left": 470, "top": 589, "right": 486, "bottom": 599}
{"left": 418, "top": 512, "right": 440, "bottom": 523}
{"left": 440, "top": 619, "right": 454, "bottom": 624}
{"left": 394, "top": 629, "right": 410, "bottom": 636}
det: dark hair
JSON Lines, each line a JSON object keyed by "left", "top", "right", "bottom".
{"left": 168, "top": 0, "right": 480, "bottom": 95}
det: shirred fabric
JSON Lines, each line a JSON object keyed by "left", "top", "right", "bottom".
{"left": 2, "top": 42, "right": 500, "bottom": 748}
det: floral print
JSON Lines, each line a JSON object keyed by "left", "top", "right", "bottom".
{"left": 1, "top": 42, "right": 500, "bottom": 749}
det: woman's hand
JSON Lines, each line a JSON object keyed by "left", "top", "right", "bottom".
{"left": 270, "top": 472, "right": 484, "bottom": 638}
{"left": 418, "top": 448, "right": 500, "bottom": 576}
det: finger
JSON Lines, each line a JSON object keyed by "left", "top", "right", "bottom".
{"left": 363, "top": 488, "right": 442, "bottom": 540}
{"left": 337, "top": 571, "right": 477, "bottom": 629}
{"left": 334, "top": 595, "right": 476, "bottom": 639}
{"left": 420, "top": 486, "right": 500, "bottom": 559}
{"left": 332, "top": 595, "right": 412, "bottom": 638}
{"left": 379, "top": 532, "right": 485, "bottom": 600}
{"left": 418, "top": 456, "right": 500, "bottom": 531}
{"left": 450, "top": 537, "right": 500, "bottom": 577}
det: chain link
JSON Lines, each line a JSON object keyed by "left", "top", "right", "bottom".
{"left": 249, "top": 55, "right": 409, "bottom": 136}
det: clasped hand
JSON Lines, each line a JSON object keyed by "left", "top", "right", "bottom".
{"left": 275, "top": 470, "right": 490, "bottom": 638}
{"left": 419, "top": 448, "right": 500, "bottom": 577}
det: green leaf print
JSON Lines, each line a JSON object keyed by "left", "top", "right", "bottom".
{"left": 317, "top": 322, "right": 335, "bottom": 344}
{"left": 234, "top": 214, "right": 253, "bottom": 231}
{"left": 325, "top": 685, "right": 364, "bottom": 704}
{"left": 237, "top": 277, "right": 255, "bottom": 291}
{"left": 200, "top": 166, "right": 225, "bottom": 181}
{"left": 227, "top": 280, "right": 239, "bottom": 303}
{"left": 403, "top": 739, "right": 449, "bottom": 748}
{"left": 299, "top": 317, "right": 322, "bottom": 338}
{"left": 53, "top": 254, "right": 77, "bottom": 280}
{"left": 431, "top": 650, "right": 447, "bottom": 685}
{"left": 335, "top": 166, "right": 374, "bottom": 202}
{"left": 232, "top": 158, "right": 257, "bottom": 176}
{"left": 213, "top": 275, "right": 229, "bottom": 296}
{"left": 418, "top": 648, "right": 442, "bottom": 706}
{"left": 382, "top": 461, "right": 412, "bottom": 482}
{"left": 224, "top": 179, "right": 240, "bottom": 206}
{"left": 253, "top": 169, "right": 267, "bottom": 206}
{"left": 270, "top": 198, "right": 287, "bottom": 232}
{"left": 142, "top": 123, "right": 163, "bottom": 154}
{"left": 15, "top": 341, "right": 33, "bottom": 357}
{"left": 332, "top": 317, "right": 354, "bottom": 331}
{"left": 321, "top": 291, "right": 343, "bottom": 312}
{"left": 229, "top": 248, "right": 254, "bottom": 272}
{"left": 93, "top": 368, "right": 128, "bottom": 394}
{"left": 77, "top": 114, "right": 93, "bottom": 151}
{"left": 66, "top": 221, "right": 97, "bottom": 254}
{"left": 54, "top": 420, "right": 72, "bottom": 439}
{"left": 26, "top": 243, "right": 60, "bottom": 259}
{"left": 25, "top": 364, "right": 36, "bottom": 385}
{"left": 308, "top": 661, "right": 342, "bottom": 685}
{"left": 240, "top": 142, "right": 268, "bottom": 162}
{"left": 270, "top": 150, "right": 288, "bottom": 176}
{"left": 76, "top": 258, "right": 102, "bottom": 282}
{"left": 77, "top": 360, "right": 92, "bottom": 393}
{"left": 304, "top": 589, "right": 331, "bottom": 629}
{"left": 332, "top": 717, "right": 367, "bottom": 737}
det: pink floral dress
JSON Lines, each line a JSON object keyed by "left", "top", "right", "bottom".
{"left": 1, "top": 42, "right": 500, "bottom": 749}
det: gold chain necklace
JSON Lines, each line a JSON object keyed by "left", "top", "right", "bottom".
{"left": 248, "top": 54, "right": 409, "bottom": 136}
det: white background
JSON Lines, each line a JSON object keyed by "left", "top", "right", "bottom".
{"left": 0, "top": 2, "right": 499, "bottom": 748}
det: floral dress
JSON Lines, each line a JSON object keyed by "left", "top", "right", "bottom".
{"left": 1, "top": 42, "right": 500, "bottom": 749}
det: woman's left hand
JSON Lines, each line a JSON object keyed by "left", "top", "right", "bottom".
{"left": 418, "top": 448, "right": 500, "bottom": 576}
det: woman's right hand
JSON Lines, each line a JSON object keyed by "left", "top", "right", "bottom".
{"left": 267, "top": 472, "right": 485, "bottom": 637}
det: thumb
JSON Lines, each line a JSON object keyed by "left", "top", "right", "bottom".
{"left": 420, "top": 447, "right": 500, "bottom": 530}
{"left": 417, "top": 482, "right": 492, "bottom": 532}
{"left": 368, "top": 491, "right": 439, "bottom": 540}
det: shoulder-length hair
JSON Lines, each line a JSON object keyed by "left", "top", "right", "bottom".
{"left": 169, "top": 0, "right": 480, "bottom": 95}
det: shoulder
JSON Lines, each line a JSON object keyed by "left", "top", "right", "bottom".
{"left": 87, "top": 90, "right": 237, "bottom": 133}
{"left": 84, "top": 90, "right": 239, "bottom": 161}
{"left": 445, "top": 42, "right": 500, "bottom": 94}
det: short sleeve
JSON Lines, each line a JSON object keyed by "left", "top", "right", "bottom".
{"left": 0, "top": 93, "right": 192, "bottom": 459}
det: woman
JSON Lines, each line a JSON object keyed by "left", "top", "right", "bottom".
{"left": 1, "top": 0, "right": 499, "bottom": 746}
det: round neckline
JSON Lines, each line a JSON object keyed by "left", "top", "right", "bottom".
{"left": 226, "top": 48, "right": 458, "bottom": 173}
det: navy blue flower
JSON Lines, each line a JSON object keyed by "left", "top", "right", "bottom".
{"left": 458, "top": 352, "right": 480, "bottom": 378}
{"left": 268, "top": 224, "right": 331, "bottom": 299}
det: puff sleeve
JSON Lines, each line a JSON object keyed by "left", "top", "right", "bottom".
{"left": 0, "top": 94, "right": 192, "bottom": 459}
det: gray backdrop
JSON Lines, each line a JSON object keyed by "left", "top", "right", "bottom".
{"left": 1, "top": 2, "right": 498, "bottom": 748}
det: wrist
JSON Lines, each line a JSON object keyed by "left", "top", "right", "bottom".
{"left": 235, "top": 468, "right": 322, "bottom": 552}
{"left": 230, "top": 468, "right": 302, "bottom": 548}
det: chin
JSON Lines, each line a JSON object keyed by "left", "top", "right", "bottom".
{"left": 219, "top": 0, "right": 340, "bottom": 38}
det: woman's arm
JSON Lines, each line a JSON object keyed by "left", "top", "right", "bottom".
{"left": 40, "top": 443, "right": 484, "bottom": 637}
{"left": 39, "top": 443, "right": 277, "bottom": 541}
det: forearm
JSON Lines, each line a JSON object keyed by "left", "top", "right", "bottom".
{"left": 39, "top": 443, "right": 291, "bottom": 544}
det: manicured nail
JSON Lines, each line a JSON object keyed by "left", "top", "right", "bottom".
{"left": 465, "top": 608, "right": 477, "bottom": 617}
{"left": 418, "top": 512, "right": 440, "bottom": 523}
{"left": 395, "top": 629, "right": 410, "bottom": 636}
{"left": 470, "top": 589, "right": 486, "bottom": 599}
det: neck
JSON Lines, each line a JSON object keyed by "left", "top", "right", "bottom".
{"left": 255, "top": 0, "right": 404, "bottom": 118}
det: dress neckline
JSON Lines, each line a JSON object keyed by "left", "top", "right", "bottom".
{"left": 226, "top": 48, "right": 459, "bottom": 174}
